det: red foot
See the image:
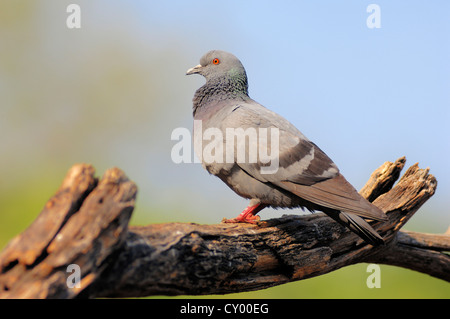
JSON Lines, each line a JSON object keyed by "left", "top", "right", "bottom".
{"left": 223, "top": 203, "right": 267, "bottom": 224}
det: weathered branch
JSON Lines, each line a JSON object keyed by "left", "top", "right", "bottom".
{"left": 0, "top": 157, "right": 448, "bottom": 298}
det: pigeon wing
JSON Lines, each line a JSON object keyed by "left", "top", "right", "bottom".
{"left": 220, "top": 101, "right": 387, "bottom": 221}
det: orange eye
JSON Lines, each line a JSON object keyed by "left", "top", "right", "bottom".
{"left": 212, "top": 58, "right": 220, "bottom": 65}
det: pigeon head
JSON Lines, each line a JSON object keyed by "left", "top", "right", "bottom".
{"left": 187, "top": 50, "right": 250, "bottom": 113}
{"left": 187, "top": 50, "right": 246, "bottom": 80}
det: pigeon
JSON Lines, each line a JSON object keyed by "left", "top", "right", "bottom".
{"left": 186, "top": 50, "right": 387, "bottom": 245}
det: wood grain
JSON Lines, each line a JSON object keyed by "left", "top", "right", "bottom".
{"left": 0, "top": 157, "right": 447, "bottom": 298}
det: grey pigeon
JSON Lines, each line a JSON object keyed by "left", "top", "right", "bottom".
{"left": 186, "top": 50, "right": 387, "bottom": 245}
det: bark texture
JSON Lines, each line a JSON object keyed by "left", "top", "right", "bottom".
{"left": 0, "top": 157, "right": 448, "bottom": 298}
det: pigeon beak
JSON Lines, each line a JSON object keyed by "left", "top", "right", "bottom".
{"left": 186, "top": 64, "right": 202, "bottom": 75}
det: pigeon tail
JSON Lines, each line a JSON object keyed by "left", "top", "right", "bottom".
{"left": 325, "top": 210, "right": 385, "bottom": 246}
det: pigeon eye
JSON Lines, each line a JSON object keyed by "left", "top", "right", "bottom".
{"left": 212, "top": 58, "right": 220, "bottom": 65}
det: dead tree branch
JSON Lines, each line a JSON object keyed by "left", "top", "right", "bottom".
{"left": 0, "top": 157, "right": 448, "bottom": 298}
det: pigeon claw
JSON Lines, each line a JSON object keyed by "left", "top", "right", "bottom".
{"left": 223, "top": 215, "right": 261, "bottom": 224}
{"left": 222, "top": 203, "right": 266, "bottom": 224}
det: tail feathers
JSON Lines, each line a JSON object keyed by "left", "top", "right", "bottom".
{"left": 280, "top": 175, "right": 387, "bottom": 221}
{"left": 326, "top": 211, "right": 385, "bottom": 246}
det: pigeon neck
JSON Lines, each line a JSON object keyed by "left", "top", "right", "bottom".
{"left": 193, "top": 75, "right": 249, "bottom": 116}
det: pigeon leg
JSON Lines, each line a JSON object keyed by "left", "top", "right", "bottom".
{"left": 223, "top": 203, "right": 267, "bottom": 224}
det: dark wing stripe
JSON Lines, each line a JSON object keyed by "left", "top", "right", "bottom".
{"left": 277, "top": 140, "right": 338, "bottom": 185}
{"left": 308, "top": 143, "right": 337, "bottom": 176}
{"left": 278, "top": 139, "right": 314, "bottom": 168}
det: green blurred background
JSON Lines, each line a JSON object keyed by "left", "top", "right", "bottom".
{"left": 0, "top": 1, "right": 448, "bottom": 298}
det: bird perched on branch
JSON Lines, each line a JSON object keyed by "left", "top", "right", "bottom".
{"left": 186, "top": 50, "right": 387, "bottom": 245}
